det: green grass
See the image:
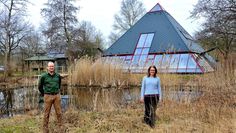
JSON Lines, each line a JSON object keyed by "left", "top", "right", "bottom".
{"left": 0, "top": 116, "right": 40, "bottom": 133}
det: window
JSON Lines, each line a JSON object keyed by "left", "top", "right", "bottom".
{"left": 142, "top": 48, "right": 150, "bottom": 55}
{"left": 154, "top": 55, "right": 163, "bottom": 67}
{"left": 161, "top": 54, "right": 171, "bottom": 69}
{"left": 137, "top": 34, "right": 147, "bottom": 48}
{"left": 145, "top": 55, "right": 155, "bottom": 67}
{"left": 185, "top": 54, "right": 203, "bottom": 73}
{"left": 103, "top": 53, "right": 209, "bottom": 73}
{"left": 192, "top": 54, "right": 213, "bottom": 72}
{"left": 134, "top": 48, "right": 142, "bottom": 55}
{"left": 149, "top": 4, "right": 163, "bottom": 12}
{"left": 178, "top": 54, "right": 188, "bottom": 69}
{"left": 132, "top": 33, "right": 155, "bottom": 67}
{"left": 124, "top": 56, "right": 132, "bottom": 64}
{"left": 177, "top": 54, "right": 188, "bottom": 73}
{"left": 132, "top": 56, "right": 139, "bottom": 66}
{"left": 139, "top": 55, "right": 148, "bottom": 66}
{"left": 144, "top": 34, "right": 154, "bottom": 47}
{"left": 187, "top": 55, "right": 197, "bottom": 69}
{"left": 123, "top": 56, "right": 132, "bottom": 68}
{"left": 168, "top": 54, "right": 180, "bottom": 72}
{"left": 195, "top": 65, "right": 202, "bottom": 73}
{"left": 169, "top": 54, "right": 180, "bottom": 69}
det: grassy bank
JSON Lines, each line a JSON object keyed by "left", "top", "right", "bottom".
{"left": 0, "top": 101, "right": 235, "bottom": 133}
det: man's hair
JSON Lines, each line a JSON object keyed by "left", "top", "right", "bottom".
{"left": 47, "top": 61, "right": 54, "bottom": 66}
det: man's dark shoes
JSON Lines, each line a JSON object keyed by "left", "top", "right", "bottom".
{"left": 149, "top": 123, "right": 155, "bottom": 128}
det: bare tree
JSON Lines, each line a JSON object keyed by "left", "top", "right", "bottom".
{"left": 73, "top": 21, "right": 104, "bottom": 59}
{"left": 191, "top": 0, "right": 236, "bottom": 60}
{"left": 109, "top": 0, "right": 146, "bottom": 44}
{"left": 41, "top": 0, "right": 79, "bottom": 62}
{"left": 15, "top": 28, "right": 45, "bottom": 73}
{"left": 20, "top": 29, "right": 45, "bottom": 57}
{"left": 0, "top": 0, "right": 30, "bottom": 79}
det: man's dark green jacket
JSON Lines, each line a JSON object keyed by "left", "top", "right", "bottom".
{"left": 38, "top": 72, "right": 61, "bottom": 95}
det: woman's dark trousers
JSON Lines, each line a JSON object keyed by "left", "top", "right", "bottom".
{"left": 144, "top": 94, "right": 159, "bottom": 127}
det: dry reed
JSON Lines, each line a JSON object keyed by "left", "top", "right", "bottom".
{"left": 68, "top": 57, "right": 142, "bottom": 87}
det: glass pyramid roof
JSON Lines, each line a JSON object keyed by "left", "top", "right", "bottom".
{"left": 149, "top": 3, "right": 164, "bottom": 12}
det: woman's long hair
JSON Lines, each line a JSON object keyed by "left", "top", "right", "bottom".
{"left": 147, "top": 65, "right": 157, "bottom": 77}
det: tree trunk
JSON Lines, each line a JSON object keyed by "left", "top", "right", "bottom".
{"left": 3, "top": 52, "right": 11, "bottom": 81}
{"left": 63, "top": 4, "right": 74, "bottom": 65}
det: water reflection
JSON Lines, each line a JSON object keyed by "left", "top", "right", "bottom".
{"left": 0, "top": 85, "right": 202, "bottom": 118}
{"left": 0, "top": 86, "right": 40, "bottom": 118}
{"left": 0, "top": 90, "right": 13, "bottom": 117}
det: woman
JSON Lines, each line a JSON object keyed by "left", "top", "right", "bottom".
{"left": 140, "top": 65, "right": 162, "bottom": 128}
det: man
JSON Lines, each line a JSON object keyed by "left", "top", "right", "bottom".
{"left": 38, "top": 61, "right": 62, "bottom": 133}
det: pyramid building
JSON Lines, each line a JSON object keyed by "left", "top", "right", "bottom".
{"left": 103, "top": 3, "right": 215, "bottom": 73}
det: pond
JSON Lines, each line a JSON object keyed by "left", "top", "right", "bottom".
{"left": 0, "top": 85, "right": 203, "bottom": 118}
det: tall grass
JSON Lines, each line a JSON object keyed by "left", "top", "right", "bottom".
{"left": 158, "top": 56, "right": 236, "bottom": 132}
{"left": 68, "top": 57, "right": 142, "bottom": 87}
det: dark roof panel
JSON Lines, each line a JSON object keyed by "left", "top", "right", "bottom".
{"left": 24, "top": 56, "right": 54, "bottom": 61}
{"left": 47, "top": 53, "right": 67, "bottom": 59}
{"left": 25, "top": 53, "right": 67, "bottom": 61}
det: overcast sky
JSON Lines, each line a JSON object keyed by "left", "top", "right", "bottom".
{"left": 27, "top": 0, "right": 202, "bottom": 38}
